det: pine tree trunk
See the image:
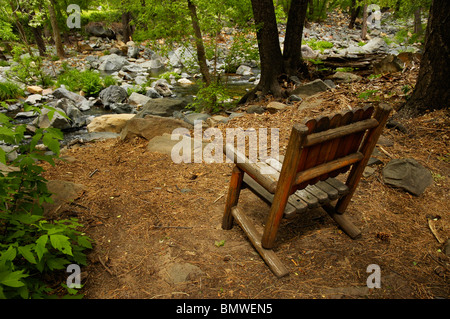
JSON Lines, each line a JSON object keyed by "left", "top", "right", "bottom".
{"left": 361, "top": 1, "right": 368, "bottom": 40}
{"left": 187, "top": 0, "right": 211, "bottom": 86}
{"left": 48, "top": 0, "right": 65, "bottom": 59}
{"left": 402, "top": 0, "right": 450, "bottom": 116}
{"left": 413, "top": 8, "right": 422, "bottom": 34}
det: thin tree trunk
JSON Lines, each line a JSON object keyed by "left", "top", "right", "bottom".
{"left": 414, "top": 7, "right": 422, "bottom": 34}
{"left": 348, "top": 0, "right": 360, "bottom": 29}
{"left": 31, "top": 27, "right": 47, "bottom": 56}
{"left": 187, "top": 0, "right": 211, "bottom": 86}
{"left": 361, "top": 1, "right": 368, "bottom": 40}
{"left": 402, "top": 0, "right": 450, "bottom": 116}
{"left": 48, "top": 0, "right": 65, "bottom": 59}
{"left": 122, "top": 11, "right": 133, "bottom": 42}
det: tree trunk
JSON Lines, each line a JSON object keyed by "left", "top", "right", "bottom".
{"left": 48, "top": 0, "right": 65, "bottom": 59}
{"left": 361, "top": 1, "right": 368, "bottom": 40}
{"left": 249, "top": 0, "right": 284, "bottom": 98}
{"left": 187, "top": 0, "right": 211, "bottom": 86}
{"left": 402, "top": 0, "right": 450, "bottom": 116}
{"left": 31, "top": 27, "right": 47, "bottom": 57}
{"left": 283, "top": 0, "right": 309, "bottom": 77}
{"left": 348, "top": 0, "right": 360, "bottom": 29}
{"left": 413, "top": 7, "right": 422, "bottom": 34}
{"left": 122, "top": 11, "right": 133, "bottom": 42}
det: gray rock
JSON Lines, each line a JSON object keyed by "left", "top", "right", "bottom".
{"left": 127, "top": 45, "right": 140, "bottom": 59}
{"left": 128, "top": 92, "right": 151, "bottom": 106}
{"left": 236, "top": 65, "right": 253, "bottom": 76}
{"left": 152, "top": 79, "right": 173, "bottom": 97}
{"left": 246, "top": 105, "right": 265, "bottom": 114}
{"left": 25, "top": 94, "right": 43, "bottom": 104}
{"left": 288, "top": 94, "right": 303, "bottom": 102}
{"left": 183, "top": 113, "right": 211, "bottom": 125}
{"left": 301, "top": 45, "right": 318, "bottom": 59}
{"left": 291, "top": 79, "right": 331, "bottom": 98}
{"left": 85, "top": 22, "right": 115, "bottom": 38}
{"left": 52, "top": 87, "right": 87, "bottom": 106}
{"left": 134, "top": 75, "right": 148, "bottom": 86}
{"left": 0, "top": 144, "right": 18, "bottom": 161}
{"left": 145, "top": 88, "right": 162, "bottom": 99}
{"left": 138, "top": 59, "right": 164, "bottom": 70}
{"left": 121, "top": 64, "right": 145, "bottom": 74}
{"left": 382, "top": 158, "right": 433, "bottom": 196}
{"left": 136, "top": 98, "right": 188, "bottom": 117}
{"left": 34, "top": 107, "right": 71, "bottom": 130}
{"left": 331, "top": 72, "right": 362, "bottom": 83}
{"left": 99, "top": 85, "right": 128, "bottom": 107}
{"left": 98, "top": 54, "right": 130, "bottom": 72}
{"left": 109, "top": 103, "right": 135, "bottom": 114}
{"left": 55, "top": 98, "right": 85, "bottom": 127}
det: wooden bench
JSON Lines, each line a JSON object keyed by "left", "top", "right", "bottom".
{"left": 222, "top": 104, "right": 392, "bottom": 277}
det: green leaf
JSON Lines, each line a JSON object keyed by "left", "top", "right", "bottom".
{"left": 214, "top": 240, "right": 225, "bottom": 247}
{"left": 35, "top": 235, "right": 48, "bottom": 261}
{"left": 50, "top": 234, "right": 73, "bottom": 256}
{"left": 77, "top": 236, "right": 92, "bottom": 249}
{"left": 0, "top": 270, "right": 27, "bottom": 287}
{"left": 46, "top": 257, "right": 69, "bottom": 270}
{"left": 42, "top": 134, "right": 60, "bottom": 155}
{"left": 18, "top": 245, "right": 37, "bottom": 264}
{"left": 0, "top": 148, "right": 5, "bottom": 164}
{"left": 0, "top": 246, "right": 17, "bottom": 264}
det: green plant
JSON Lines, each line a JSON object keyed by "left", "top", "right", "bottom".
{"left": 188, "top": 80, "right": 232, "bottom": 113}
{"left": 56, "top": 67, "right": 116, "bottom": 97}
{"left": 358, "top": 89, "right": 379, "bottom": 100}
{"left": 0, "top": 106, "right": 92, "bottom": 298}
{"left": 7, "top": 46, "right": 53, "bottom": 87}
{"left": 0, "top": 82, "right": 24, "bottom": 101}
{"left": 305, "top": 39, "right": 334, "bottom": 53}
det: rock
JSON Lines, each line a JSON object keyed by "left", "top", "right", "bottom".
{"left": 136, "top": 98, "right": 188, "bottom": 117}
{"left": 99, "top": 85, "right": 128, "bottom": 107}
{"left": 138, "top": 59, "right": 164, "bottom": 70}
{"left": 15, "top": 111, "right": 38, "bottom": 119}
{"left": 177, "top": 78, "right": 194, "bottom": 86}
{"left": 165, "top": 263, "right": 203, "bottom": 284}
{"left": 55, "top": 98, "right": 85, "bottom": 127}
{"left": 120, "top": 115, "right": 192, "bottom": 141}
{"left": 266, "top": 101, "right": 287, "bottom": 114}
{"left": 26, "top": 85, "right": 43, "bottom": 94}
{"left": 127, "top": 45, "right": 140, "bottom": 59}
{"left": 0, "top": 144, "right": 18, "bottom": 161}
{"left": 331, "top": 71, "right": 362, "bottom": 83}
{"left": 382, "top": 158, "right": 434, "bottom": 196}
{"left": 360, "top": 37, "right": 388, "bottom": 54}
{"left": 373, "top": 54, "right": 403, "bottom": 74}
{"left": 183, "top": 113, "right": 211, "bottom": 126}
{"left": 110, "top": 103, "right": 135, "bottom": 114}
{"left": 134, "top": 75, "right": 148, "bottom": 86}
{"left": 121, "top": 64, "right": 145, "bottom": 74}
{"left": 169, "top": 47, "right": 195, "bottom": 68}
{"left": 43, "top": 180, "right": 85, "bottom": 218}
{"left": 246, "top": 105, "right": 265, "bottom": 114}
{"left": 0, "top": 162, "right": 20, "bottom": 176}
{"left": 87, "top": 114, "right": 135, "bottom": 133}
{"left": 291, "top": 79, "right": 331, "bottom": 98}
{"left": 98, "top": 54, "right": 130, "bottom": 72}
{"left": 25, "top": 94, "right": 42, "bottom": 104}
{"left": 145, "top": 88, "right": 162, "bottom": 99}
{"left": 53, "top": 87, "right": 87, "bottom": 106}
{"left": 288, "top": 94, "right": 303, "bottom": 102}
{"left": 128, "top": 92, "right": 151, "bottom": 106}
{"left": 206, "top": 115, "right": 229, "bottom": 126}
{"left": 301, "top": 45, "right": 318, "bottom": 59}
{"left": 152, "top": 79, "right": 173, "bottom": 97}
{"left": 85, "top": 22, "right": 115, "bottom": 38}
{"left": 236, "top": 65, "right": 253, "bottom": 76}
{"left": 34, "top": 107, "right": 71, "bottom": 130}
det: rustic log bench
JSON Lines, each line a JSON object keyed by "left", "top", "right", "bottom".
{"left": 222, "top": 104, "right": 392, "bottom": 277}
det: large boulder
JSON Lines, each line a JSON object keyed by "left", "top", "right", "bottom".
{"left": 135, "top": 98, "right": 188, "bottom": 117}
{"left": 85, "top": 22, "right": 115, "bottom": 39}
{"left": 52, "top": 87, "right": 87, "bottom": 106}
{"left": 87, "top": 114, "right": 135, "bottom": 134}
{"left": 98, "top": 54, "right": 130, "bottom": 72}
{"left": 99, "top": 85, "right": 128, "bottom": 108}
{"left": 33, "top": 107, "right": 71, "bottom": 130}
{"left": 382, "top": 158, "right": 434, "bottom": 196}
{"left": 120, "top": 115, "right": 192, "bottom": 141}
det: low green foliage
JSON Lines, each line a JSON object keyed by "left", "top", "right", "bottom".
{"left": 56, "top": 66, "right": 116, "bottom": 97}
{"left": 305, "top": 39, "right": 334, "bottom": 53}
{"left": 0, "top": 82, "right": 23, "bottom": 101}
{"left": 0, "top": 107, "right": 92, "bottom": 298}
{"left": 188, "top": 80, "right": 232, "bottom": 113}
{"left": 358, "top": 89, "right": 379, "bottom": 100}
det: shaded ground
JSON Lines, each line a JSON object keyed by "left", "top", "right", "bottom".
{"left": 41, "top": 68, "right": 450, "bottom": 299}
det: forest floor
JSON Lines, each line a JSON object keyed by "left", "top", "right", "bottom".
{"left": 41, "top": 61, "right": 450, "bottom": 299}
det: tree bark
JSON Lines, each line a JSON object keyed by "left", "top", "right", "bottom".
{"left": 361, "top": 1, "right": 368, "bottom": 40}
{"left": 48, "top": 0, "right": 65, "bottom": 59}
{"left": 413, "top": 7, "right": 422, "bottom": 34}
{"left": 283, "top": 0, "right": 309, "bottom": 77}
{"left": 31, "top": 27, "right": 47, "bottom": 56}
{"left": 402, "top": 0, "right": 450, "bottom": 116}
{"left": 122, "top": 11, "right": 133, "bottom": 42}
{"left": 249, "top": 0, "right": 284, "bottom": 98}
{"left": 187, "top": 0, "right": 211, "bottom": 86}
{"left": 348, "top": 0, "right": 360, "bottom": 29}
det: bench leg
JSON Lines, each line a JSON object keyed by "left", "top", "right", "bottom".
{"left": 222, "top": 165, "right": 244, "bottom": 230}
{"left": 322, "top": 203, "right": 361, "bottom": 239}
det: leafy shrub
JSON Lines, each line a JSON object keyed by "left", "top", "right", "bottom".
{"left": 0, "top": 107, "right": 92, "bottom": 298}
{"left": 56, "top": 67, "right": 116, "bottom": 97}
{"left": 0, "top": 82, "right": 23, "bottom": 101}
{"left": 188, "top": 81, "right": 232, "bottom": 113}
{"left": 305, "top": 39, "right": 334, "bottom": 53}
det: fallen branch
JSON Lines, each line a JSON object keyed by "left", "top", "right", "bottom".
{"left": 427, "top": 218, "right": 445, "bottom": 244}
{"left": 98, "top": 256, "right": 114, "bottom": 276}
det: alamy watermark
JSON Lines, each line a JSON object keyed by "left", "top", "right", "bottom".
{"left": 170, "top": 121, "right": 279, "bottom": 175}
{"left": 66, "top": 264, "right": 81, "bottom": 289}
{"left": 366, "top": 264, "right": 381, "bottom": 288}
